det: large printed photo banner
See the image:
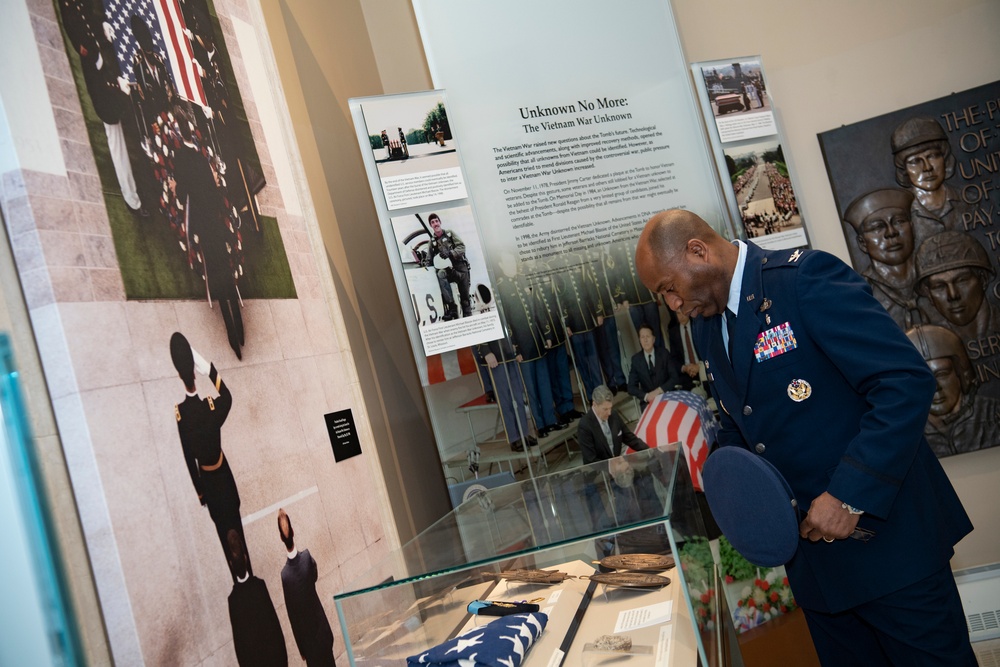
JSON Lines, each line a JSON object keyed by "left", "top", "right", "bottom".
{"left": 49, "top": 0, "right": 372, "bottom": 664}
{"left": 819, "top": 80, "right": 1000, "bottom": 458}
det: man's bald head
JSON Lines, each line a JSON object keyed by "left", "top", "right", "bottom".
{"left": 639, "top": 210, "right": 722, "bottom": 256}
{"left": 635, "top": 210, "right": 736, "bottom": 319}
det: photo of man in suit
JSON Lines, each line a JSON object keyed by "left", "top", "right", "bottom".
{"left": 227, "top": 529, "right": 287, "bottom": 667}
{"left": 635, "top": 209, "right": 975, "bottom": 666}
{"left": 627, "top": 322, "right": 682, "bottom": 411}
{"left": 277, "top": 509, "right": 336, "bottom": 667}
{"left": 577, "top": 385, "right": 649, "bottom": 464}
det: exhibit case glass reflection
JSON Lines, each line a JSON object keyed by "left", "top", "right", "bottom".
{"left": 334, "top": 446, "right": 738, "bottom": 665}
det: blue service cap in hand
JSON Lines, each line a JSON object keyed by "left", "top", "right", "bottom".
{"left": 702, "top": 446, "right": 800, "bottom": 567}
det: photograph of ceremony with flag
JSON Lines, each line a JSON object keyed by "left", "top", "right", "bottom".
{"left": 57, "top": 0, "right": 295, "bottom": 302}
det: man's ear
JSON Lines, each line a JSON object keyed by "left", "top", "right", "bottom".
{"left": 687, "top": 238, "right": 708, "bottom": 260}
{"left": 856, "top": 234, "right": 870, "bottom": 257}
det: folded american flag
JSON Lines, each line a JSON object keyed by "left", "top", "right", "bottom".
{"left": 407, "top": 612, "right": 548, "bottom": 666}
{"left": 634, "top": 391, "right": 719, "bottom": 491}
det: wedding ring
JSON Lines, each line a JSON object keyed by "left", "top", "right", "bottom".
{"left": 823, "top": 536, "right": 834, "bottom": 543}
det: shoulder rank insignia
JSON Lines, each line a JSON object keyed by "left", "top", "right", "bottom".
{"left": 788, "top": 249, "right": 803, "bottom": 263}
{"left": 175, "top": 405, "right": 181, "bottom": 422}
{"left": 207, "top": 396, "right": 215, "bottom": 411}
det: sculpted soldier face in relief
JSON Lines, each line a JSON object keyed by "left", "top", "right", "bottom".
{"left": 927, "top": 357, "right": 963, "bottom": 417}
{"left": 923, "top": 267, "right": 987, "bottom": 326}
{"left": 857, "top": 205, "right": 914, "bottom": 266}
{"left": 903, "top": 144, "right": 948, "bottom": 194}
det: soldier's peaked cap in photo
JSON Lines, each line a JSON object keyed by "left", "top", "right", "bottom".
{"left": 702, "top": 446, "right": 800, "bottom": 567}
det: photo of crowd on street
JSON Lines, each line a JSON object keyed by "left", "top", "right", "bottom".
{"left": 724, "top": 140, "right": 802, "bottom": 240}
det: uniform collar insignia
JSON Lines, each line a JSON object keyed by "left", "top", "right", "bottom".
{"left": 788, "top": 249, "right": 803, "bottom": 263}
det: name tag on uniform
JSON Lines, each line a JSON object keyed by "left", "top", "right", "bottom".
{"left": 754, "top": 322, "right": 797, "bottom": 362}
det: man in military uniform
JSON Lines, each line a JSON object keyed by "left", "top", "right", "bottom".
{"left": 907, "top": 325, "right": 1000, "bottom": 457}
{"left": 494, "top": 253, "right": 567, "bottom": 438}
{"left": 529, "top": 264, "right": 583, "bottom": 425}
{"left": 475, "top": 338, "right": 536, "bottom": 452}
{"left": 171, "top": 332, "right": 249, "bottom": 580}
{"left": 587, "top": 246, "right": 627, "bottom": 394}
{"left": 891, "top": 117, "right": 973, "bottom": 246}
{"left": 914, "top": 231, "right": 1000, "bottom": 344}
{"left": 635, "top": 209, "right": 975, "bottom": 666}
{"left": 57, "top": 0, "right": 147, "bottom": 217}
{"left": 547, "top": 252, "right": 604, "bottom": 401}
{"left": 843, "top": 188, "right": 930, "bottom": 330}
{"left": 427, "top": 213, "right": 472, "bottom": 321}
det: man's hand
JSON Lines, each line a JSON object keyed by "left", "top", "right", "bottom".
{"left": 682, "top": 363, "right": 700, "bottom": 378}
{"left": 485, "top": 353, "right": 499, "bottom": 369}
{"left": 644, "top": 388, "right": 664, "bottom": 403}
{"left": 799, "top": 492, "right": 860, "bottom": 542}
{"left": 191, "top": 347, "right": 211, "bottom": 376}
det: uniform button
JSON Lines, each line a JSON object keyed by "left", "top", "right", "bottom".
{"left": 743, "top": 405, "right": 752, "bottom": 416}
{"left": 755, "top": 443, "right": 766, "bottom": 454}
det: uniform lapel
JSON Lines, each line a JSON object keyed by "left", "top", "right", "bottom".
{"left": 732, "top": 243, "right": 770, "bottom": 399}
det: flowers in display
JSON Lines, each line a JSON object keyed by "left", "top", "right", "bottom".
{"left": 731, "top": 569, "right": 798, "bottom": 632}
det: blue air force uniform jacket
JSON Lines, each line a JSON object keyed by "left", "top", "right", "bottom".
{"left": 693, "top": 242, "right": 971, "bottom": 613}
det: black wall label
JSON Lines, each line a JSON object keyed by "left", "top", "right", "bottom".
{"left": 325, "top": 409, "right": 362, "bottom": 462}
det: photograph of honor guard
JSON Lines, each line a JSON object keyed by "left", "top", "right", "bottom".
{"left": 915, "top": 231, "right": 1000, "bottom": 345}
{"left": 226, "top": 529, "right": 288, "bottom": 667}
{"left": 529, "top": 267, "right": 583, "bottom": 425}
{"left": 427, "top": 212, "right": 472, "bottom": 321}
{"left": 636, "top": 210, "right": 975, "bottom": 666}
{"left": 628, "top": 323, "right": 683, "bottom": 412}
{"left": 475, "top": 339, "right": 536, "bottom": 452}
{"left": 278, "top": 510, "right": 337, "bottom": 667}
{"left": 171, "top": 332, "right": 251, "bottom": 581}
{"left": 184, "top": 6, "right": 264, "bottom": 230}
{"left": 607, "top": 239, "right": 665, "bottom": 348}
{"left": 843, "top": 188, "right": 931, "bottom": 331}
{"left": 907, "top": 325, "right": 1000, "bottom": 457}
{"left": 494, "top": 254, "right": 567, "bottom": 439}
{"left": 173, "top": 105, "right": 247, "bottom": 359}
{"left": 586, "top": 245, "right": 627, "bottom": 394}
{"left": 891, "top": 117, "right": 974, "bottom": 246}
{"left": 547, "top": 252, "right": 604, "bottom": 402}
{"left": 56, "top": 0, "right": 147, "bottom": 217}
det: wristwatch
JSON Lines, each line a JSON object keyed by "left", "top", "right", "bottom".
{"left": 842, "top": 502, "right": 864, "bottom": 515}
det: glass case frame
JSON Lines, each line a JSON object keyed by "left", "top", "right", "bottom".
{"left": 335, "top": 445, "right": 738, "bottom": 665}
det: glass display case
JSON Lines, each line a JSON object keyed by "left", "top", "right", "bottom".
{"left": 335, "top": 445, "right": 739, "bottom": 665}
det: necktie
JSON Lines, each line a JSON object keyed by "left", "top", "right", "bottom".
{"left": 726, "top": 308, "right": 737, "bottom": 363}
{"left": 647, "top": 354, "right": 654, "bottom": 369}
{"left": 601, "top": 419, "right": 614, "bottom": 455}
{"left": 682, "top": 324, "right": 697, "bottom": 365}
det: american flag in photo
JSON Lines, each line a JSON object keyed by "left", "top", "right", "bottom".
{"left": 634, "top": 391, "right": 719, "bottom": 492}
{"left": 104, "top": 0, "right": 207, "bottom": 107}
